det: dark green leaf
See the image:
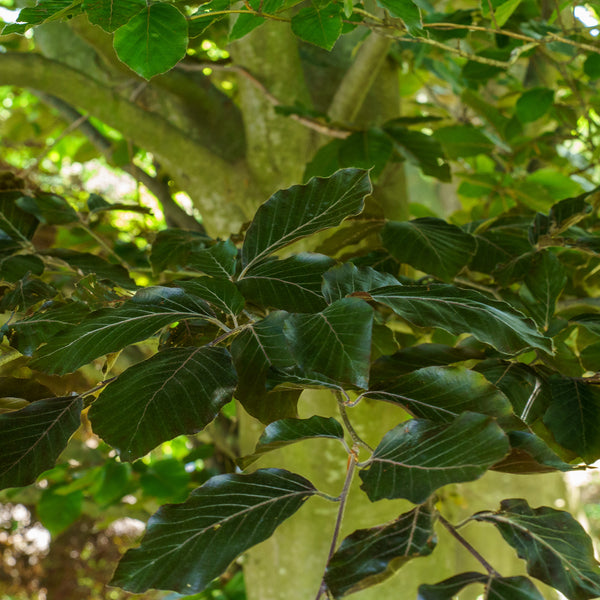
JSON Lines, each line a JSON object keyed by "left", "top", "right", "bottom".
{"left": 492, "top": 431, "right": 577, "bottom": 474}
{"left": 322, "top": 263, "right": 399, "bottom": 303}
{"left": 83, "top": 0, "right": 145, "bottom": 32}
{"left": 16, "top": 194, "right": 78, "bottom": 224}
{"left": 113, "top": 3, "right": 188, "bottom": 79}
{"left": 487, "top": 576, "right": 545, "bottom": 600}
{"left": 544, "top": 375, "right": 600, "bottom": 463}
{"left": 30, "top": 286, "right": 214, "bottom": 375}
{"left": 0, "top": 396, "right": 83, "bottom": 490}
{"left": 189, "top": 0, "right": 229, "bottom": 37}
{"left": 368, "top": 365, "right": 514, "bottom": 423}
{"left": 111, "top": 469, "right": 316, "bottom": 593}
{"left": 418, "top": 572, "right": 488, "bottom": 600}
{"left": 516, "top": 88, "right": 554, "bottom": 123}
{"left": 367, "top": 284, "right": 552, "bottom": 355}
{"left": 89, "top": 347, "right": 237, "bottom": 461}
{"left": 150, "top": 229, "right": 212, "bottom": 275}
{"left": 0, "top": 193, "right": 39, "bottom": 241}
{"left": 433, "top": 126, "right": 494, "bottom": 158}
{"left": 0, "top": 378, "right": 53, "bottom": 403}
{"left": 359, "top": 412, "right": 509, "bottom": 503}
{"left": 231, "top": 311, "right": 300, "bottom": 424}
{"left": 0, "top": 276, "right": 57, "bottom": 311}
{"left": 241, "top": 169, "right": 371, "bottom": 272}
{"left": 38, "top": 487, "right": 83, "bottom": 536}
{"left": 382, "top": 218, "right": 476, "bottom": 281}
{"left": 531, "top": 193, "right": 594, "bottom": 243}
{"left": 337, "top": 129, "right": 393, "bottom": 179}
{"left": 2, "top": 0, "right": 78, "bottom": 34}
{"left": 237, "top": 253, "right": 334, "bottom": 313}
{"left": 473, "top": 499, "right": 600, "bottom": 600}
{"left": 325, "top": 504, "right": 437, "bottom": 598}
{"left": 0, "top": 254, "right": 44, "bottom": 282}
{"left": 570, "top": 314, "right": 600, "bottom": 337}
{"left": 376, "top": 0, "right": 422, "bottom": 34}
{"left": 584, "top": 54, "right": 600, "bottom": 80}
{"left": 187, "top": 239, "right": 238, "bottom": 279}
{"left": 140, "top": 457, "right": 190, "bottom": 502}
{"left": 240, "top": 416, "right": 345, "bottom": 468}
{"left": 284, "top": 297, "right": 373, "bottom": 389}
{"left": 290, "top": 4, "right": 343, "bottom": 51}
{"left": 176, "top": 278, "right": 245, "bottom": 316}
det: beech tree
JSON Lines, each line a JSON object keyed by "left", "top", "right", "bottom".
{"left": 1, "top": 0, "right": 600, "bottom": 599}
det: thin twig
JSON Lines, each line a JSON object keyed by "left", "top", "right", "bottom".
{"left": 438, "top": 514, "right": 501, "bottom": 576}
{"left": 336, "top": 392, "right": 373, "bottom": 451}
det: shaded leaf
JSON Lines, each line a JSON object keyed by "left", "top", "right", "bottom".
{"left": 140, "top": 457, "right": 191, "bottom": 502}
{"left": 16, "top": 194, "right": 78, "bottom": 225}
{"left": 30, "top": 286, "right": 214, "bottom": 375}
{"left": 290, "top": 3, "right": 343, "bottom": 51}
{"left": 89, "top": 347, "right": 237, "bottom": 461}
{"left": 0, "top": 193, "right": 39, "bottom": 241}
{"left": 111, "top": 469, "right": 316, "bottom": 593}
{"left": 433, "top": 126, "right": 494, "bottom": 158}
{"left": 113, "top": 3, "right": 188, "bottom": 79}
{"left": 337, "top": 129, "right": 394, "bottom": 180}
{"left": 237, "top": 253, "right": 334, "bottom": 313}
{"left": 241, "top": 169, "right": 371, "bottom": 272}
{"left": 0, "top": 276, "right": 57, "bottom": 311}
{"left": 382, "top": 218, "right": 476, "bottom": 281}
{"left": 516, "top": 88, "right": 554, "bottom": 123}
{"left": 359, "top": 412, "right": 509, "bottom": 503}
{"left": 38, "top": 487, "right": 83, "bottom": 536}
{"left": 0, "top": 254, "right": 44, "bottom": 282}
{"left": 83, "top": 0, "right": 145, "bottom": 32}
{"left": 0, "top": 396, "right": 83, "bottom": 490}
{"left": 150, "top": 229, "right": 212, "bottom": 275}
{"left": 187, "top": 239, "right": 238, "bottom": 279}
{"left": 368, "top": 365, "right": 514, "bottom": 424}
{"left": 543, "top": 375, "right": 600, "bottom": 463}
{"left": 376, "top": 0, "right": 422, "bottom": 34}
{"left": 418, "top": 572, "right": 488, "bottom": 600}
{"left": 325, "top": 504, "right": 436, "bottom": 598}
{"left": 176, "top": 278, "right": 245, "bottom": 316}
{"left": 473, "top": 499, "right": 600, "bottom": 600}
{"left": 283, "top": 297, "right": 373, "bottom": 389}
{"left": 322, "top": 263, "right": 400, "bottom": 304}
{"left": 367, "top": 284, "right": 552, "bottom": 355}
{"left": 0, "top": 378, "right": 53, "bottom": 403}
{"left": 240, "top": 416, "right": 345, "bottom": 468}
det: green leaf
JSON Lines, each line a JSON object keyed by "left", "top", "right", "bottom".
{"left": 494, "top": 0, "right": 523, "bottom": 26}
{"left": 175, "top": 278, "right": 245, "bottom": 316}
{"left": 89, "top": 347, "right": 237, "bottom": 461}
{"left": 384, "top": 127, "right": 450, "bottom": 181}
{"left": 584, "top": 54, "right": 600, "bottom": 80}
{"left": 241, "top": 169, "right": 371, "bottom": 273}
{"left": 240, "top": 416, "right": 345, "bottom": 468}
{"left": 0, "top": 254, "right": 44, "bottom": 282}
{"left": 382, "top": 218, "right": 476, "bottom": 281}
{"left": 530, "top": 193, "right": 593, "bottom": 243}
{"left": 290, "top": 4, "right": 343, "bottom": 51}
{"left": 283, "top": 297, "right": 373, "bottom": 389}
{"left": 83, "top": 0, "right": 145, "bottom": 32}
{"left": 516, "top": 88, "right": 554, "bottom": 123}
{"left": 2, "top": 0, "right": 78, "bottom": 34}
{"left": 0, "top": 378, "right": 53, "bottom": 403}
{"left": 322, "top": 263, "right": 399, "bottom": 303}
{"left": 337, "top": 129, "right": 394, "bottom": 180}
{"left": 187, "top": 239, "right": 238, "bottom": 279}
{"left": 140, "top": 457, "right": 190, "bottom": 502}
{"left": 359, "top": 412, "right": 509, "bottom": 503}
{"left": 237, "top": 253, "right": 334, "bottom": 313}
{"left": 543, "top": 375, "right": 600, "bottom": 463}
{"left": 38, "top": 487, "right": 83, "bottom": 536}
{"left": 473, "top": 499, "right": 600, "bottom": 600}
{"left": 367, "top": 284, "right": 552, "bottom": 355}
{"left": 111, "top": 469, "right": 316, "bottom": 593}
{"left": 30, "top": 286, "right": 214, "bottom": 375}
{"left": 0, "top": 276, "right": 57, "bottom": 311}
{"left": 375, "top": 0, "right": 422, "bottom": 34}
{"left": 113, "top": 3, "right": 188, "bottom": 79}
{"left": 0, "top": 193, "right": 39, "bottom": 241}
{"left": 325, "top": 504, "right": 436, "bottom": 598}
{"left": 150, "top": 229, "right": 212, "bottom": 274}
{"left": 0, "top": 396, "right": 83, "bottom": 490}
{"left": 16, "top": 193, "right": 78, "bottom": 224}
{"left": 492, "top": 431, "right": 577, "bottom": 474}
{"left": 569, "top": 314, "right": 600, "bottom": 337}
{"left": 368, "top": 365, "right": 514, "bottom": 423}
{"left": 433, "top": 126, "right": 494, "bottom": 158}
{"left": 189, "top": 0, "right": 230, "bottom": 37}
{"left": 418, "top": 572, "right": 488, "bottom": 600}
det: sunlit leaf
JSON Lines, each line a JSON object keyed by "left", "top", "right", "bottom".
{"left": 359, "top": 412, "right": 509, "bottom": 503}
{"left": 89, "top": 347, "right": 237, "bottom": 461}
{"left": 290, "top": 4, "right": 343, "bottom": 50}
{"left": 111, "top": 469, "right": 316, "bottom": 593}
{"left": 83, "top": 0, "right": 145, "bottom": 32}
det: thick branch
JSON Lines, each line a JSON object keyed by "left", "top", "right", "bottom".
{"left": 0, "top": 53, "right": 255, "bottom": 236}
{"left": 328, "top": 32, "right": 392, "bottom": 124}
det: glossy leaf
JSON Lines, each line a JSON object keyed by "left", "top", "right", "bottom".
{"left": 113, "top": 3, "right": 188, "bottom": 79}
{"left": 367, "top": 284, "right": 552, "bottom": 355}
{"left": 241, "top": 169, "right": 371, "bottom": 272}
{"left": 322, "top": 263, "right": 400, "bottom": 304}
{"left": 325, "top": 504, "right": 436, "bottom": 598}
{"left": 368, "top": 365, "right": 514, "bottom": 423}
{"left": 30, "top": 286, "right": 213, "bottom": 375}
{"left": 0, "top": 396, "right": 83, "bottom": 490}
{"left": 237, "top": 253, "right": 334, "bottom": 313}
{"left": 111, "top": 469, "right": 316, "bottom": 593}
{"left": 83, "top": 0, "right": 145, "bottom": 32}
{"left": 382, "top": 218, "right": 476, "bottom": 281}
{"left": 359, "top": 412, "right": 509, "bottom": 504}
{"left": 543, "top": 376, "right": 600, "bottom": 463}
{"left": 418, "top": 572, "right": 488, "bottom": 600}
{"left": 89, "top": 347, "right": 237, "bottom": 461}
{"left": 283, "top": 297, "right": 373, "bottom": 389}
{"left": 473, "top": 499, "right": 600, "bottom": 599}
{"left": 240, "top": 416, "right": 345, "bottom": 468}
{"left": 290, "top": 4, "right": 343, "bottom": 51}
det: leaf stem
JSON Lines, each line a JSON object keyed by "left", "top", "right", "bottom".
{"left": 438, "top": 513, "right": 500, "bottom": 576}
{"left": 314, "top": 451, "right": 357, "bottom": 600}
{"left": 336, "top": 392, "right": 372, "bottom": 452}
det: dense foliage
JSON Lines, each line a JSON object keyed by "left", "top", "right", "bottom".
{"left": 2, "top": 0, "right": 600, "bottom": 598}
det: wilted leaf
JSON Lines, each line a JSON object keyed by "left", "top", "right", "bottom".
{"left": 89, "top": 347, "right": 237, "bottom": 461}
{"left": 359, "top": 412, "right": 509, "bottom": 503}
{"left": 111, "top": 469, "right": 316, "bottom": 593}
